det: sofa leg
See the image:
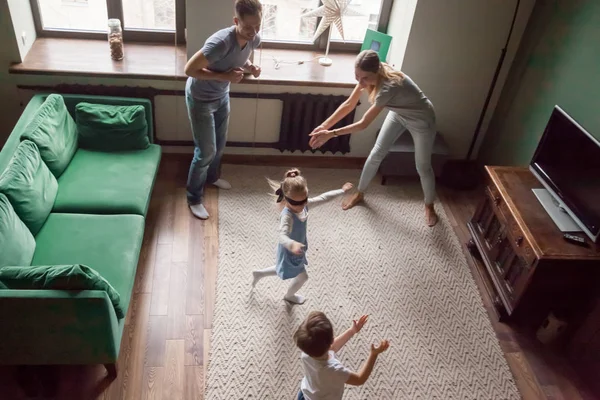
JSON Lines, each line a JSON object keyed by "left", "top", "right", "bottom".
{"left": 104, "top": 363, "right": 117, "bottom": 380}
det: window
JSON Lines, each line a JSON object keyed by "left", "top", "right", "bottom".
{"left": 260, "top": 0, "right": 319, "bottom": 44}
{"left": 123, "top": 0, "right": 175, "bottom": 31}
{"left": 262, "top": 4, "right": 278, "bottom": 38}
{"left": 37, "top": 0, "right": 108, "bottom": 31}
{"left": 29, "top": 0, "right": 392, "bottom": 49}
{"left": 299, "top": 8, "right": 318, "bottom": 41}
{"left": 330, "top": 0, "right": 386, "bottom": 43}
{"left": 30, "top": 0, "right": 185, "bottom": 43}
{"left": 261, "top": 0, "right": 393, "bottom": 51}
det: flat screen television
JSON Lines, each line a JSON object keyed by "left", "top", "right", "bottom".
{"left": 529, "top": 106, "right": 600, "bottom": 243}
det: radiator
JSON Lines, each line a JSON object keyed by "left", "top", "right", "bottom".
{"left": 278, "top": 93, "right": 356, "bottom": 154}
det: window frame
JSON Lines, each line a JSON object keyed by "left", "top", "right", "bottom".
{"left": 260, "top": 0, "right": 394, "bottom": 52}
{"left": 29, "top": 0, "right": 186, "bottom": 44}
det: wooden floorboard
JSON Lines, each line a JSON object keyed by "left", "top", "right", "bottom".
{"left": 1, "top": 156, "right": 597, "bottom": 399}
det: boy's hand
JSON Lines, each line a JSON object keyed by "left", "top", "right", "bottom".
{"left": 290, "top": 241, "right": 306, "bottom": 255}
{"left": 351, "top": 315, "right": 368, "bottom": 334}
{"left": 371, "top": 340, "right": 390, "bottom": 355}
{"left": 342, "top": 182, "right": 354, "bottom": 192}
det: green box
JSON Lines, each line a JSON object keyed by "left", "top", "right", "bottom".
{"left": 360, "top": 29, "right": 392, "bottom": 61}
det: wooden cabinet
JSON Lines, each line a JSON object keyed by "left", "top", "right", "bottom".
{"left": 467, "top": 167, "right": 600, "bottom": 341}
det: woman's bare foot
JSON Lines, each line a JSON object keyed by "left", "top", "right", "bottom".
{"left": 342, "top": 192, "right": 364, "bottom": 210}
{"left": 425, "top": 204, "right": 438, "bottom": 227}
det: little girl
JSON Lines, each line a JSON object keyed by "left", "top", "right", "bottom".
{"left": 252, "top": 168, "right": 353, "bottom": 304}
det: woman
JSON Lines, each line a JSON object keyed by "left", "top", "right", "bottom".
{"left": 309, "top": 50, "right": 439, "bottom": 226}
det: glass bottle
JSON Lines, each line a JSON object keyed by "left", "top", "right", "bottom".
{"left": 107, "top": 19, "right": 124, "bottom": 61}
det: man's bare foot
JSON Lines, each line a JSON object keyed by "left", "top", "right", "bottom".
{"left": 425, "top": 204, "right": 438, "bottom": 227}
{"left": 342, "top": 192, "right": 364, "bottom": 210}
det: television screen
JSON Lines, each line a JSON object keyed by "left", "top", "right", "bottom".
{"left": 530, "top": 107, "right": 600, "bottom": 238}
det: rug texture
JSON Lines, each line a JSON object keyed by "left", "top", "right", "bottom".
{"left": 206, "top": 165, "right": 520, "bottom": 399}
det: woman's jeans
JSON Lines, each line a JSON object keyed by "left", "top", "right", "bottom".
{"left": 358, "top": 110, "right": 437, "bottom": 205}
{"left": 185, "top": 93, "right": 230, "bottom": 205}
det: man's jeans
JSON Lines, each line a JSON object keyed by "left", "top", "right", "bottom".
{"left": 185, "top": 93, "right": 230, "bottom": 205}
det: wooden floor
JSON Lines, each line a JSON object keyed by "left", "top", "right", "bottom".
{"left": 0, "top": 156, "right": 597, "bottom": 399}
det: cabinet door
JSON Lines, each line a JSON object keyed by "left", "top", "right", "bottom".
{"left": 503, "top": 255, "right": 528, "bottom": 298}
{"left": 472, "top": 196, "right": 495, "bottom": 237}
{"left": 494, "top": 231, "right": 515, "bottom": 278}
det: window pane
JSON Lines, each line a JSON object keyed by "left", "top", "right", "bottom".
{"left": 331, "top": 0, "right": 383, "bottom": 42}
{"left": 37, "top": 0, "right": 108, "bottom": 31}
{"left": 261, "top": 0, "right": 320, "bottom": 43}
{"left": 123, "top": 0, "right": 175, "bottom": 31}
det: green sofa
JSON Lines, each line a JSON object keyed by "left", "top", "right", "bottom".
{"left": 0, "top": 94, "right": 161, "bottom": 377}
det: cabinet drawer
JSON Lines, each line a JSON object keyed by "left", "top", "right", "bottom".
{"left": 484, "top": 185, "right": 536, "bottom": 267}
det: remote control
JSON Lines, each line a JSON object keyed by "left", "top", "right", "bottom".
{"left": 563, "top": 233, "right": 589, "bottom": 247}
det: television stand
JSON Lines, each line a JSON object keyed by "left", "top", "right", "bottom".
{"left": 532, "top": 188, "right": 582, "bottom": 233}
{"left": 467, "top": 166, "right": 600, "bottom": 354}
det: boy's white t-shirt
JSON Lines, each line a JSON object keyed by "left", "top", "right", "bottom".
{"left": 300, "top": 350, "right": 351, "bottom": 400}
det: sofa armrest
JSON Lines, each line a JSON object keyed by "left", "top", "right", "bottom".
{"left": 0, "top": 289, "right": 122, "bottom": 365}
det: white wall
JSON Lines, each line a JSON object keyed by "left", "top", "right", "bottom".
{"left": 186, "top": 0, "right": 234, "bottom": 58}
{"left": 6, "top": 0, "right": 36, "bottom": 61}
{"left": 3, "top": 0, "right": 535, "bottom": 162}
{"left": 12, "top": 72, "right": 377, "bottom": 157}
{"left": 399, "top": 0, "right": 535, "bottom": 159}
{"left": 0, "top": 0, "right": 26, "bottom": 145}
{"left": 386, "top": 0, "right": 418, "bottom": 68}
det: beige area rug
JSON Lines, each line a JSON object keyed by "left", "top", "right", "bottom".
{"left": 206, "top": 165, "right": 520, "bottom": 399}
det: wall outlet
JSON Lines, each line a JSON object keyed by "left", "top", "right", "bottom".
{"left": 21, "top": 31, "right": 27, "bottom": 47}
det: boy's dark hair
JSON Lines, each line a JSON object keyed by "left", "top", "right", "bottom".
{"left": 235, "top": 0, "right": 263, "bottom": 19}
{"left": 294, "top": 311, "right": 334, "bottom": 358}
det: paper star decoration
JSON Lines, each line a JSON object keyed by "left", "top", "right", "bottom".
{"left": 301, "top": 0, "right": 362, "bottom": 42}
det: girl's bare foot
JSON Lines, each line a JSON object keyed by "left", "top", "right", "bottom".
{"left": 425, "top": 204, "right": 438, "bottom": 227}
{"left": 342, "top": 192, "right": 364, "bottom": 210}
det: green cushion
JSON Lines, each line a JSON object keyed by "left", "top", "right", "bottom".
{"left": 32, "top": 213, "right": 145, "bottom": 315}
{"left": 0, "top": 264, "right": 124, "bottom": 319}
{"left": 53, "top": 145, "right": 161, "bottom": 216}
{"left": 21, "top": 94, "right": 78, "bottom": 178}
{"left": 0, "top": 140, "right": 58, "bottom": 235}
{"left": 0, "top": 193, "right": 36, "bottom": 268}
{"left": 75, "top": 102, "right": 150, "bottom": 152}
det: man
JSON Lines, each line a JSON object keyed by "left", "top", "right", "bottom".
{"left": 184, "top": 0, "right": 262, "bottom": 219}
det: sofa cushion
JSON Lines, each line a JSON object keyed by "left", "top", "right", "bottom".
{"left": 32, "top": 213, "right": 145, "bottom": 315}
{"left": 0, "top": 141, "right": 58, "bottom": 235}
{"left": 0, "top": 264, "right": 124, "bottom": 318}
{"left": 21, "top": 94, "right": 78, "bottom": 178}
{"left": 0, "top": 193, "right": 36, "bottom": 268}
{"left": 53, "top": 144, "right": 161, "bottom": 216}
{"left": 75, "top": 102, "right": 149, "bottom": 152}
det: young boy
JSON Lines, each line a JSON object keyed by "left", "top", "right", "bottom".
{"left": 183, "top": 0, "right": 262, "bottom": 220}
{"left": 294, "top": 312, "right": 390, "bottom": 399}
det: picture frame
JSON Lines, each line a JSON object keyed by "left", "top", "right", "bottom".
{"left": 360, "top": 29, "right": 392, "bottom": 62}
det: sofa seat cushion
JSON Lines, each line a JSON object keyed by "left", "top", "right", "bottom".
{"left": 0, "top": 140, "right": 58, "bottom": 235}
{"left": 31, "top": 213, "right": 145, "bottom": 315}
{"left": 0, "top": 193, "right": 36, "bottom": 268}
{"left": 53, "top": 144, "right": 161, "bottom": 216}
{"left": 21, "top": 94, "right": 78, "bottom": 178}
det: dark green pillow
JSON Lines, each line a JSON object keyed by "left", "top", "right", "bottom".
{"left": 75, "top": 103, "right": 150, "bottom": 152}
{"left": 0, "top": 264, "right": 125, "bottom": 319}
{"left": 0, "top": 140, "right": 58, "bottom": 235}
{"left": 21, "top": 94, "right": 78, "bottom": 178}
{"left": 0, "top": 193, "right": 36, "bottom": 268}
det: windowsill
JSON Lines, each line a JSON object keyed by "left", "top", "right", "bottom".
{"left": 9, "top": 38, "right": 357, "bottom": 89}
